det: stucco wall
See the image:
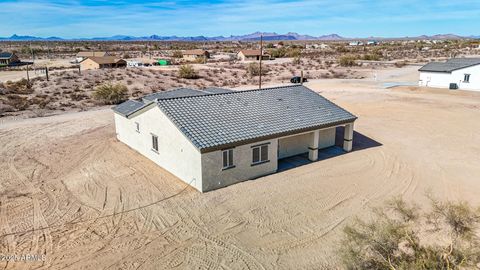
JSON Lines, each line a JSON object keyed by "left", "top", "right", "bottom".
{"left": 278, "top": 132, "right": 311, "bottom": 159}
{"left": 277, "top": 127, "right": 336, "bottom": 159}
{"left": 419, "top": 65, "right": 480, "bottom": 91}
{"left": 114, "top": 107, "right": 203, "bottom": 191}
{"left": 201, "top": 139, "right": 278, "bottom": 192}
{"left": 318, "top": 127, "right": 336, "bottom": 149}
{"left": 80, "top": 59, "right": 100, "bottom": 70}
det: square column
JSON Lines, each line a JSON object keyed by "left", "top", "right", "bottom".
{"left": 343, "top": 123, "right": 354, "bottom": 152}
{"left": 308, "top": 130, "right": 320, "bottom": 161}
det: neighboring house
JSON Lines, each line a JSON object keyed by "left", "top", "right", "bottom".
{"left": 113, "top": 85, "right": 357, "bottom": 192}
{"left": 80, "top": 56, "right": 127, "bottom": 70}
{"left": 349, "top": 41, "right": 364, "bottom": 46}
{"left": 237, "top": 50, "right": 270, "bottom": 61}
{"left": 0, "top": 52, "right": 20, "bottom": 66}
{"left": 418, "top": 58, "right": 480, "bottom": 91}
{"left": 182, "top": 50, "right": 210, "bottom": 61}
{"left": 75, "top": 51, "right": 109, "bottom": 63}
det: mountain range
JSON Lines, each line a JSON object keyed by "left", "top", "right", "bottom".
{"left": 0, "top": 32, "right": 477, "bottom": 42}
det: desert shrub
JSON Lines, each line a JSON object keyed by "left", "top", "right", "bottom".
{"left": 92, "top": 83, "right": 128, "bottom": 104}
{"left": 172, "top": 50, "right": 183, "bottom": 58}
{"left": 339, "top": 55, "right": 358, "bottom": 67}
{"left": 340, "top": 197, "right": 480, "bottom": 270}
{"left": 362, "top": 54, "right": 382, "bottom": 61}
{"left": 3, "top": 79, "right": 33, "bottom": 94}
{"left": 395, "top": 61, "right": 407, "bottom": 68}
{"left": 178, "top": 65, "right": 198, "bottom": 79}
{"left": 246, "top": 62, "right": 269, "bottom": 76}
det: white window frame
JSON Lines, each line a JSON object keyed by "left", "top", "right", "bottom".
{"left": 252, "top": 144, "right": 269, "bottom": 165}
{"left": 222, "top": 148, "right": 234, "bottom": 170}
{"left": 464, "top": 74, "right": 471, "bottom": 83}
{"left": 151, "top": 134, "right": 158, "bottom": 153}
{"left": 135, "top": 122, "right": 140, "bottom": 133}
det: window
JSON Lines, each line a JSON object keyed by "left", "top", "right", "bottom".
{"left": 222, "top": 149, "right": 234, "bottom": 169}
{"left": 151, "top": 134, "right": 158, "bottom": 152}
{"left": 464, "top": 74, "right": 471, "bottom": 83}
{"left": 252, "top": 144, "right": 269, "bottom": 165}
{"left": 135, "top": 122, "right": 140, "bottom": 133}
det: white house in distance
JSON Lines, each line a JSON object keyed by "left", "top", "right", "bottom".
{"left": 418, "top": 58, "right": 480, "bottom": 91}
{"left": 113, "top": 85, "right": 357, "bottom": 192}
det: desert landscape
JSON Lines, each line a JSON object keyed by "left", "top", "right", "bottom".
{"left": 1, "top": 61, "right": 480, "bottom": 269}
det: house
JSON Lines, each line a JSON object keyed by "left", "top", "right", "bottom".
{"left": 75, "top": 51, "right": 109, "bottom": 63}
{"left": 237, "top": 50, "right": 270, "bottom": 61}
{"left": 348, "top": 41, "right": 364, "bottom": 46}
{"left": 418, "top": 58, "right": 480, "bottom": 91}
{"left": 113, "top": 85, "right": 357, "bottom": 192}
{"left": 182, "top": 50, "right": 210, "bottom": 61}
{"left": 80, "top": 56, "right": 127, "bottom": 70}
{"left": 0, "top": 52, "right": 20, "bottom": 66}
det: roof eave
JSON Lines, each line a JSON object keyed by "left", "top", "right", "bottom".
{"left": 198, "top": 117, "right": 357, "bottom": 154}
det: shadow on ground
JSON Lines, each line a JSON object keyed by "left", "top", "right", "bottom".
{"left": 278, "top": 127, "right": 382, "bottom": 173}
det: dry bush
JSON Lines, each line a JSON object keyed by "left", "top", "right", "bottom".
{"left": 395, "top": 61, "right": 407, "bottom": 68}
{"left": 340, "top": 197, "right": 480, "bottom": 270}
{"left": 3, "top": 79, "right": 33, "bottom": 94}
{"left": 178, "top": 65, "right": 198, "bottom": 79}
{"left": 247, "top": 62, "right": 269, "bottom": 77}
{"left": 339, "top": 55, "right": 358, "bottom": 67}
{"left": 92, "top": 83, "right": 128, "bottom": 105}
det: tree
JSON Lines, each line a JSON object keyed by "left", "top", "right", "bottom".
{"left": 178, "top": 65, "right": 198, "bottom": 79}
{"left": 340, "top": 197, "right": 480, "bottom": 270}
{"left": 93, "top": 83, "right": 128, "bottom": 104}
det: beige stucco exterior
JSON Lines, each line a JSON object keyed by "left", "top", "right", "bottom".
{"left": 114, "top": 107, "right": 354, "bottom": 192}
{"left": 114, "top": 106, "right": 203, "bottom": 191}
{"left": 201, "top": 139, "right": 278, "bottom": 192}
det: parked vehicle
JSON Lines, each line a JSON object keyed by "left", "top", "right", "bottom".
{"left": 290, "top": 76, "right": 307, "bottom": 83}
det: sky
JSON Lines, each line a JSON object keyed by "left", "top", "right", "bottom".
{"left": 1, "top": 0, "right": 480, "bottom": 38}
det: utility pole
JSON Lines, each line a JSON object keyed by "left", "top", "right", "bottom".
{"left": 26, "top": 64, "right": 30, "bottom": 84}
{"left": 259, "top": 35, "right": 263, "bottom": 89}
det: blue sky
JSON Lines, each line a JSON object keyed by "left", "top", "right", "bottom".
{"left": 1, "top": 0, "right": 479, "bottom": 38}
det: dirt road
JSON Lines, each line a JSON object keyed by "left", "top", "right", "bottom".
{"left": 1, "top": 75, "right": 480, "bottom": 269}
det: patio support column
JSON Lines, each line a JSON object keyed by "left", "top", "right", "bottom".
{"left": 343, "top": 123, "right": 354, "bottom": 152}
{"left": 308, "top": 130, "right": 320, "bottom": 161}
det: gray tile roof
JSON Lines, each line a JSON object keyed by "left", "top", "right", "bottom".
{"left": 0, "top": 52, "right": 13, "bottom": 59}
{"left": 157, "top": 85, "right": 357, "bottom": 153}
{"left": 419, "top": 58, "right": 480, "bottom": 73}
{"left": 202, "top": 87, "right": 234, "bottom": 94}
{"left": 142, "top": 88, "right": 208, "bottom": 102}
{"left": 112, "top": 99, "right": 150, "bottom": 117}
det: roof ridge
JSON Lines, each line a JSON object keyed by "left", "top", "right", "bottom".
{"left": 156, "top": 85, "right": 304, "bottom": 102}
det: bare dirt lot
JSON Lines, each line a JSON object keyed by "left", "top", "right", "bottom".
{"left": 1, "top": 68, "right": 480, "bottom": 269}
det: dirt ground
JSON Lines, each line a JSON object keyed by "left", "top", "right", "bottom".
{"left": 1, "top": 67, "right": 480, "bottom": 269}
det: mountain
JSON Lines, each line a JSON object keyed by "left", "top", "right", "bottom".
{"left": 0, "top": 32, "right": 475, "bottom": 42}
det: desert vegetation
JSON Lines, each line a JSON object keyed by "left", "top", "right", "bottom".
{"left": 92, "top": 82, "right": 128, "bottom": 104}
{"left": 340, "top": 197, "right": 480, "bottom": 270}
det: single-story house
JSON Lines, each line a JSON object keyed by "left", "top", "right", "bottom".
{"left": 183, "top": 50, "right": 210, "bottom": 61}
{"left": 80, "top": 56, "right": 127, "bottom": 70}
{"left": 418, "top": 58, "right": 480, "bottom": 91}
{"left": 237, "top": 50, "right": 270, "bottom": 61}
{"left": 113, "top": 85, "right": 357, "bottom": 192}
{"left": 0, "top": 52, "right": 20, "bottom": 66}
{"left": 75, "top": 51, "right": 109, "bottom": 63}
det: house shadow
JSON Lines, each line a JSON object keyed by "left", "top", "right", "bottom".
{"left": 277, "top": 127, "right": 382, "bottom": 173}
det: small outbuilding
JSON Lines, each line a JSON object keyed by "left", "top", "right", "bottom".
{"left": 113, "top": 85, "right": 357, "bottom": 192}
{"left": 80, "top": 56, "right": 126, "bottom": 70}
{"left": 182, "top": 50, "right": 210, "bottom": 61}
{"left": 237, "top": 50, "right": 270, "bottom": 61}
{"left": 418, "top": 58, "right": 480, "bottom": 91}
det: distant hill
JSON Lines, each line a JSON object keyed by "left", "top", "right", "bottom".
{"left": 0, "top": 32, "right": 476, "bottom": 42}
